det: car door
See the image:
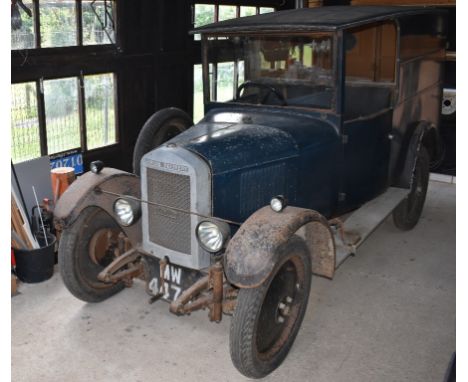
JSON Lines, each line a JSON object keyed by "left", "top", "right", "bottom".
{"left": 340, "top": 21, "right": 397, "bottom": 209}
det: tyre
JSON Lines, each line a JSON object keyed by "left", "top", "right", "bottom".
{"left": 393, "top": 148, "right": 430, "bottom": 231}
{"left": 132, "top": 108, "right": 193, "bottom": 175}
{"left": 229, "top": 235, "right": 312, "bottom": 378}
{"left": 59, "top": 207, "right": 126, "bottom": 303}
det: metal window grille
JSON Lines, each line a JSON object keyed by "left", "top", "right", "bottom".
{"left": 11, "top": 0, "right": 116, "bottom": 50}
{"left": 11, "top": 83, "right": 41, "bottom": 163}
{"left": 11, "top": 73, "right": 117, "bottom": 164}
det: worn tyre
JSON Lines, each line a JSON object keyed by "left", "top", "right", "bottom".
{"left": 132, "top": 108, "right": 193, "bottom": 175}
{"left": 59, "top": 207, "right": 125, "bottom": 303}
{"left": 393, "top": 148, "right": 430, "bottom": 231}
{"left": 229, "top": 235, "right": 312, "bottom": 379}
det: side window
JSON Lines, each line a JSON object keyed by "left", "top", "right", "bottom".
{"left": 345, "top": 21, "right": 396, "bottom": 83}
{"left": 344, "top": 22, "right": 396, "bottom": 120}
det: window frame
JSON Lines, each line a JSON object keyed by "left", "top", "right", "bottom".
{"left": 201, "top": 32, "right": 339, "bottom": 114}
{"left": 191, "top": 2, "right": 277, "bottom": 121}
{"left": 11, "top": 0, "right": 117, "bottom": 51}
{"left": 11, "top": 71, "right": 119, "bottom": 163}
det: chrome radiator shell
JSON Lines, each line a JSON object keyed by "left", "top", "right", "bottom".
{"left": 141, "top": 145, "right": 212, "bottom": 270}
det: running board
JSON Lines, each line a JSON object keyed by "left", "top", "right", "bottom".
{"left": 333, "top": 187, "right": 409, "bottom": 268}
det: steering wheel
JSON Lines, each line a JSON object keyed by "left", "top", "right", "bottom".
{"left": 236, "top": 81, "right": 287, "bottom": 106}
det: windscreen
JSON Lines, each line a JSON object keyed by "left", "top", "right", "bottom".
{"left": 204, "top": 33, "right": 335, "bottom": 110}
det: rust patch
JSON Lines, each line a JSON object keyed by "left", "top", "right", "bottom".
{"left": 222, "top": 287, "right": 238, "bottom": 315}
{"left": 53, "top": 168, "right": 142, "bottom": 247}
{"left": 97, "top": 248, "right": 143, "bottom": 285}
{"left": 209, "top": 262, "right": 224, "bottom": 322}
{"left": 225, "top": 206, "right": 335, "bottom": 288}
{"left": 169, "top": 275, "right": 210, "bottom": 315}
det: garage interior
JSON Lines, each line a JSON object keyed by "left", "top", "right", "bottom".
{"left": 11, "top": 1, "right": 456, "bottom": 381}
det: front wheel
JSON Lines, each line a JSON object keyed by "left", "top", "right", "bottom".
{"left": 59, "top": 207, "right": 127, "bottom": 302}
{"left": 229, "top": 235, "right": 312, "bottom": 378}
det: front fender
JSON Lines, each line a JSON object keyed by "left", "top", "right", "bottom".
{"left": 225, "top": 206, "right": 335, "bottom": 288}
{"left": 54, "top": 168, "right": 142, "bottom": 246}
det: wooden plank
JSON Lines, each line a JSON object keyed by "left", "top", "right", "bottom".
{"left": 11, "top": 198, "right": 32, "bottom": 249}
{"left": 11, "top": 192, "right": 38, "bottom": 249}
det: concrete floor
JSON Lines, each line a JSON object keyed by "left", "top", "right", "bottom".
{"left": 12, "top": 181, "right": 455, "bottom": 382}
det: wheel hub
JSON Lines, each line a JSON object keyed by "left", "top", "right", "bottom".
{"left": 275, "top": 296, "right": 293, "bottom": 324}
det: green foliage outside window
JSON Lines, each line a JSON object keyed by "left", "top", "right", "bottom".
{"left": 40, "top": 2, "right": 77, "bottom": 48}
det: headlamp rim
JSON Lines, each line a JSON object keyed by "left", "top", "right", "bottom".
{"left": 113, "top": 196, "right": 141, "bottom": 227}
{"left": 196, "top": 219, "right": 231, "bottom": 253}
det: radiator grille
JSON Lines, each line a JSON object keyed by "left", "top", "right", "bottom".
{"left": 146, "top": 168, "right": 191, "bottom": 254}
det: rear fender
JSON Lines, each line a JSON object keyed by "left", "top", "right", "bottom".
{"left": 224, "top": 206, "right": 335, "bottom": 288}
{"left": 54, "top": 168, "right": 142, "bottom": 245}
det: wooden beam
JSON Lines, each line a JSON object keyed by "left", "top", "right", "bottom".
{"left": 351, "top": 0, "right": 455, "bottom": 5}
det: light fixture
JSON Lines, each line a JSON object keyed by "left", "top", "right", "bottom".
{"left": 270, "top": 196, "right": 287, "bottom": 212}
{"left": 113, "top": 197, "right": 141, "bottom": 226}
{"left": 90, "top": 160, "right": 104, "bottom": 174}
{"left": 196, "top": 220, "right": 230, "bottom": 253}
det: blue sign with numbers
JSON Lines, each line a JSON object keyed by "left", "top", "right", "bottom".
{"left": 50, "top": 150, "right": 84, "bottom": 175}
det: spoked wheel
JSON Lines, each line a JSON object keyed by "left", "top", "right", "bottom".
{"left": 229, "top": 235, "right": 311, "bottom": 378}
{"left": 393, "top": 148, "right": 430, "bottom": 231}
{"left": 59, "top": 207, "right": 129, "bottom": 302}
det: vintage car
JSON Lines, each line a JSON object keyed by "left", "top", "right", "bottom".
{"left": 55, "top": 6, "right": 447, "bottom": 378}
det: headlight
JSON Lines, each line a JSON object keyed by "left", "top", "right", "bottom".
{"left": 196, "top": 220, "right": 230, "bottom": 253}
{"left": 113, "top": 197, "right": 141, "bottom": 226}
{"left": 270, "top": 195, "right": 287, "bottom": 212}
{"left": 90, "top": 160, "right": 104, "bottom": 174}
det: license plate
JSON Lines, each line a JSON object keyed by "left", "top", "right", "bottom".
{"left": 147, "top": 262, "right": 204, "bottom": 302}
{"left": 50, "top": 150, "right": 84, "bottom": 175}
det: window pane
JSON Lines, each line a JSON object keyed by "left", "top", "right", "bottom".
{"left": 239, "top": 60, "right": 245, "bottom": 85}
{"left": 194, "top": 4, "right": 215, "bottom": 41}
{"left": 218, "top": 5, "right": 236, "bottom": 22}
{"left": 260, "top": 7, "right": 274, "bottom": 14}
{"left": 193, "top": 64, "right": 204, "bottom": 123}
{"left": 217, "top": 62, "right": 235, "bottom": 102}
{"left": 40, "top": 0, "right": 77, "bottom": 48}
{"left": 195, "top": 4, "right": 215, "bottom": 27}
{"left": 82, "top": 0, "right": 115, "bottom": 45}
{"left": 11, "top": 0, "right": 35, "bottom": 50}
{"left": 11, "top": 83, "right": 41, "bottom": 163}
{"left": 346, "top": 22, "right": 396, "bottom": 82}
{"left": 44, "top": 78, "right": 80, "bottom": 154}
{"left": 207, "top": 35, "right": 335, "bottom": 109}
{"left": 85, "top": 74, "right": 117, "bottom": 150}
{"left": 240, "top": 6, "right": 256, "bottom": 17}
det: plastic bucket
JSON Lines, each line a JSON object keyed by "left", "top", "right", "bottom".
{"left": 14, "top": 233, "right": 56, "bottom": 283}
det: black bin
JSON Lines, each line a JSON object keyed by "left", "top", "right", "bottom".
{"left": 14, "top": 233, "right": 56, "bottom": 283}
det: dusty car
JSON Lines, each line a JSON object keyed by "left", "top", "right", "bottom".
{"left": 55, "top": 6, "right": 447, "bottom": 378}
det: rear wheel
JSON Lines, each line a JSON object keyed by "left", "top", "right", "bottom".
{"left": 229, "top": 236, "right": 311, "bottom": 378}
{"left": 393, "top": 148, "right": 430, "bottom": 230}
{"left": 132, "top": 108, "right": 192, "bottom": 175}
{"left": 59, "top": 207, "right": 126, "bottom": 302}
